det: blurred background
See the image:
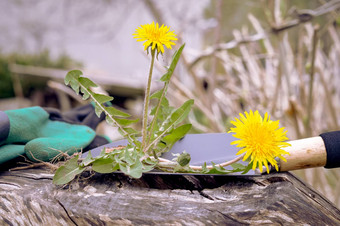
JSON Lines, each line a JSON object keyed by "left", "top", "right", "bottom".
{"left": 1, "top": 0, "right": 340, "bottom": 208}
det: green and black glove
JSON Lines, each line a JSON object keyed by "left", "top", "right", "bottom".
{"left": 0, "top": 104, "right": 110, "bottom": 165}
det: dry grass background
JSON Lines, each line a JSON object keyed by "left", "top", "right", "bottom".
{"left": 149, "top": 0, "right": 340, "bottom": 208}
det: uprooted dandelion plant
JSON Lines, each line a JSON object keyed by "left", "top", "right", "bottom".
{"left": 53, "top": 22, "right": 290, "bottom": 185}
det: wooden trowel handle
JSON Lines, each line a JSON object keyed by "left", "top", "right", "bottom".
{"left": 280, "top": 131, "right": 340, "bottom": 171}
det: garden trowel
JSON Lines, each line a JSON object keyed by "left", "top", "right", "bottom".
{"left": 87, "top": 131, "right": 340, "bottom": 175}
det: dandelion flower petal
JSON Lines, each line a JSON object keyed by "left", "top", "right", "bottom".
{"left": 228, "top": 110, "right": 291, "bottom": 173}
{"left": 133, "top": 21, "right": 177, "bottom": 54}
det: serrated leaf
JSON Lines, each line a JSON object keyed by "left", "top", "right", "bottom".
{"left": 105, "top": 115, "right": 136, "bottom": 127}
{"left": 79, "top": 77, "right": 98, "bottom": 88}
{"left": 161, "top": 97, "right": 169, "bottom": 107}
{"left": 150, "top": 98, "right": 170, "bottom": 116}
{"left": 231, "top": 162, "right": 246, "bottom": 170}
{"left": 156, "top": 140, "right": 167, "bottom": 150}
{"left": 203, "top": 163, "right": 229, "bottom": 174}
{"left": 119, "top": 163, "right": 128, "bottom": 175}
{"left": 117, "top": 128, "right": 141, "bottom": 147}
{"left": 160, "top": 72, "right": 171, "bottom": 83}
{"left": 115, "top": 118, "right": 139, "bottom": 126}
{"left": 202, "top": 162, "right": 208, "bottom": 171}
{"left": 150, "top": 106, "right": 157, "bottom": 115}
{"left": 80, "top": 86, "right": 90, "bottom": 100}
{"left": 119, "top": 159, "right": 142, "bottom": 178}
{"left": 147, "top": 99, "right": 194, "bottom": 151}
{"left": 94, "top": 103, "right": 103, "bottom": 117}
{"left": 162, "top": 124, "right": 192, "bottom": 147}
{"left": 158, "top": 99, "right": 194, "bottom": 135}
{"left": 93, "top": 93, "right": 113, "bottom": 104}
{"left": 121, "top": 127, "right": 140, "bottom": 136}
{"left": 160, "top": 44, "right": 185, "bottom": 82}
{"left": 53, "top": 155, "right": 85, "bottom": 185}
{"left": 123, "top": 149, "right": 135, "bottom": 165}
{"left": 129, "top": 160, "right": 143, "bottom": 178}
{"left": 81, "top": 151, "right": 94, "bottom": 167}
{"left": 170, "top": 99, "right": 194, "bottom": 124}
{"left": 158, "top": 96, "right": 170, "bottom": 108}
{"left": 150, "top": 89, "right": 163, "bottom": 99}
{"left": 65, "top": 70, "right": 82, "bottom": 94}
{"left": 92, "top": 158, "right": 119, "bottom": 173}
{"left": 105, "top": 115, "right": 115, "bottom": 126}
{"left": 105, "top": 106, "right": 130, "bottom": 117}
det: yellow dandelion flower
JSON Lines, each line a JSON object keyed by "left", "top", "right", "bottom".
{"left": 133, "top": 21, "right": 177, "bottom": 54}
{"left": 228, "top": 110, "right": 291, "bottom": 173}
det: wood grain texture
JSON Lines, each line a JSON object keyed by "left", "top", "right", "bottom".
{"left": 0, "top": 168, "right": 339, "bottom": 225}
{"left": 280, "top": 136, "right": 327, "bottom": 171}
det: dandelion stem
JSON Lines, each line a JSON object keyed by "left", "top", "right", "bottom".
{"left": 156, "top": 154, "right": 245, "bottom": 171}
{"left": 142, "top": 49, "right": 156, "bottom": 152}
{"left": 146, "top": 82, "right": 168, "bottom": 151}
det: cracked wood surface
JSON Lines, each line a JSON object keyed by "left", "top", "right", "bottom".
{"left": 0, "top": 168, "right": 339, "bottom": 225}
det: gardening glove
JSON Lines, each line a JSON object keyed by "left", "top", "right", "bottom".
{"left": 0, "top": 104, "right": 109, "bottom": 165}
{"left": 44, "top": 103, "right": 111, "bottom": 150}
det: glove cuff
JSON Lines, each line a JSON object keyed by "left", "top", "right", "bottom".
{"left": 0, "top": 111, "right": 10, "bottom": 143}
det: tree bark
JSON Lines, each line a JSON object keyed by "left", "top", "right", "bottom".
{"left": 0, "top": 168, "right": 339, "bottom": 225}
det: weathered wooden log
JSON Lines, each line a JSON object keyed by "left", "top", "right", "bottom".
{"left": 0, "top": 168, "right": 339, "bottom": 225}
